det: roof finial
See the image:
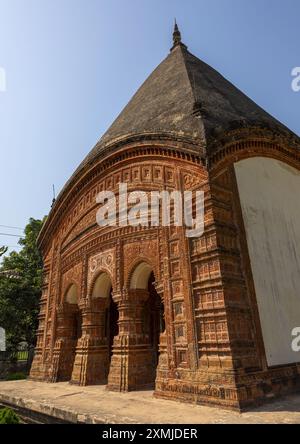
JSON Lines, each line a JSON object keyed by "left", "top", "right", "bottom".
{"left": 51, "top": 184, "right": 56, "bottom": 208}
{"left": 171, "top": 20, "right": 187, "bottom": 51}
{"left": 173, "top": 19, "right": 181, "bottom": 45}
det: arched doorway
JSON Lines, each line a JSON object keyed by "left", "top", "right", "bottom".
{"left": 56, "top": 284, "right": 82, "bottom": 382}
{"left": 66, "top": 284, "right": 82, "bottom": 343}
{"left": 91, "top": 272, "right": 119, "bottom": 381}
{"left": 145, "top": 272, "right": 165, "bottom": 371}
{"left": 130, "top": 263, "right": 165, "bottom": 389}
{"left": 105, "top": 293, "right": 119, "bottom": 363}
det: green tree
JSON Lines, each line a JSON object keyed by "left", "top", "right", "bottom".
{"left": 0, "top": 217, "right": 46, "bottom": 353}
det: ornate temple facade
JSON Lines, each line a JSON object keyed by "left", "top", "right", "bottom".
{"left": 30, "top": 25, "right": 300, "bottom": 411}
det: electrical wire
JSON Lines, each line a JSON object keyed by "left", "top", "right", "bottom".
{"left": 0, "top": 225, "right": 23, "bottom": 231}
{"left": 0, "top": 233, "right": 24, "bottom": 238}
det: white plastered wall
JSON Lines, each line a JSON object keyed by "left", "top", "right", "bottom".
{"left": 234, "top": 157, "right": 300, "bottom": 366}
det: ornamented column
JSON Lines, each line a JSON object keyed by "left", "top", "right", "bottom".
{"left": 49, "top": 302, "right": 78, "bottom": 382}
{"left": 29, "top": 278, "right": 49, "bottom": 380}
{"left": 107, "top": 288, "right": 154, "bottom": 391}
{"left": 153, "top": 281, "right": 168, "bottom": 381}
{"left": 71, "top": 297, "right": 110, "bottom": 385}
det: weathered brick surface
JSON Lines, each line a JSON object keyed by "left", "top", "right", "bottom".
{"left": 29, "top": 139, "right": 300, "bottom": 411}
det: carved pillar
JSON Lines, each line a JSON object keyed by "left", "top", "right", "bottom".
{"left": 153, "top": 281, "right": 168, "bottom": 378}
{"left": 209, "top": 167, "right": 262, "bottom": 373}
{"left": 30, "top": 240, "right": 58, "bottom": 381}
{"left": 29, "top": 280, "right": 48, "bottom": 380}
{"left": 71, "top": 297, "right": 110, "bottom": 385}
{"left": 107, "top": 288, "right": 154, "bottom": 391}
{"left": 49, "top": 302, "right": 78, "bottom": 382}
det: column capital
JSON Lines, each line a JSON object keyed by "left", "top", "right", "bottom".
{"left": 128, "top": 288, "right": 150, "bottom": 303}
{"left": 56, "top": 302, "right": 78, "bottom": 316}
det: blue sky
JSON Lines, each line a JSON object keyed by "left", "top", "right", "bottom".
{"left": 0, "top": 0, "right": 299, "bottom": 252}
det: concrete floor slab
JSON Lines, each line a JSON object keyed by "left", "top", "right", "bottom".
{"left": 0, "top": 380, "right": 300, "bottom": 424}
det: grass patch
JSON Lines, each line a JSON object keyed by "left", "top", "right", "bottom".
{"left": 0, "top": 407, "right": 20, "bottom": 424}
{"left": 5, "top": 372, "right": 27, "bottom": 381}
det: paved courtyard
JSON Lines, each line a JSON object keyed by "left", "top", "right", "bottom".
{"left": 0, "top": 380, "right": 300, "bottom": 424}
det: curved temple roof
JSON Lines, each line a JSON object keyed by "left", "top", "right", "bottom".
{"left": 79, "top": 22, "right": 298, "bottom": 171}
{"left": 46, "top": 23, "right": 299, "bottom": 235}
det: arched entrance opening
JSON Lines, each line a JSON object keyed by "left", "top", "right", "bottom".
{"left": 146, "top": 272, "right": 165, "bottom": 370}
{"left": 56, "top": 284, "right": 82, "bottom": 382}
{"left": 106, "top": 293, "right": 119, "bottom": 363}
{"left": 130, "top": 263, "right": 165, "bottom": 389}
{"left": 91, "top": 272, "right": 119, "bottom": 381}
{"left": 65, "top": 284, "right": 82, "bottom": 345}
{"left": 66, "top": 284, "right": 82, "bottom": 347}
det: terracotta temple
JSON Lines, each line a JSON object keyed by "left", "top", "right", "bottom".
{"left": 30, "top": 24, "right": 300, "bottom": 411}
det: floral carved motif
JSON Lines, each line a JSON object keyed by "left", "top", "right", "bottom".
{"left": 87, "top": 248, "right": 115, "bottom": 294}
{"left": 123, "top": 239, "right": 159, "bottom": 284}
{"left": 182, "top": 169, "right": 207, "bottom": 190}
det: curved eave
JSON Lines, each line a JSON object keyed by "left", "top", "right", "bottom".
{"left": 37, "top": 131, "right": 206, "bottom": 251}
{"left": 207, "top": 122, "right": 300, "bottom": 161}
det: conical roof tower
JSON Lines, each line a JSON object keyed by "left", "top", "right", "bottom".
{"left": 78, "top": 22, "right": 299, "bottom": 172}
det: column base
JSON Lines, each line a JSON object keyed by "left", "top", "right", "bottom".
{"left": 48, "top": 338, "right": 76, "bottom": 382}
{"left": 70, "top": 335, "right": 110, "bottom": 385}
{"left": 107, "top": 335, "right": 156, "bottom": 391}
{"left": 29, "top": 352, "right": 49, "bottom": 381}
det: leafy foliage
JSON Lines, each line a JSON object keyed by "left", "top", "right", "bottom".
{"left": 0, "top": 407, "right": 20, "bottom": 424}
{"left": 5, "top": 372, "right": 27, "bottom": 381}
{"left": 0, "top": 218, "right": 46, "bottom": 353}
